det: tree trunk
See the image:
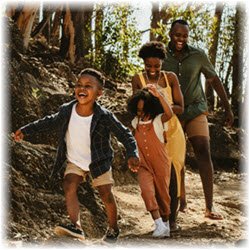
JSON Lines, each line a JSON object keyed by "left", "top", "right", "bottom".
{"left": 51, "top": 6, "right": 63, "bottom": 46}
{"left": 7, "top": 4, "right": 39, "bottom": 49}
{"left": 94, "top": 5, "right": 104, "bottom": 65}
{"left": 121, "top": 7, "right": 129, "bottom": 64}
{"left": 161, "top": 3, "right": 171, "bottom": 25}
{"left": 5, "top": 3, "right": 20, "bottom": 18}
{"left": 41, "top": 6, "right": 52, "bottom": 43}
{"left": 224, "top": 56, "right": 233, "bottom": 98}
{"left": 82, "top": 6, "right": 93, "bottom": 57}
{"left": 231, "top": 3, "right": 245, "bottom": 116}
{"left": 31, "top": 6, "right": 52, "bottom": 41}
{"left": 59, "top": 4, "right": 93, "bottom": 63}
{"left": 71, "top": 8, "right": 85, "bottom": 62}
{"left": 157, "top": 3, "right": 171, "bottom": 42}
{"left": 59, "top": 4, "right": 75, "bottom": 63}
{"left": 150, "top": 2, "right": 160, "bottom": 41}
{"left": 205, "top": 3, "right": 224, "bottom": 112}
{"left": 5, "top": 3, "right": 25, "bottom": 22}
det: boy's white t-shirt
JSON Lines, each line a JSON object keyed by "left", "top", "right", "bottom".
{"left": 131, "top": 114, "right": 168, "bottom": 143}
{"left": 65, "top": 104, "right": 93, "bottom": 171}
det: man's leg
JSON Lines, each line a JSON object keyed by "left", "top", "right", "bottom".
{"left": 169, "top": 164, "right": 179, "bottom": 230}
{"left": 184, "top": 115, "right": 222, "bottom": 219}
{"left": 188, "top": 136, "right": 213, "bottom": 212}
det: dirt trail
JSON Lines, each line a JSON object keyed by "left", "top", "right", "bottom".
{"left": 6, "top": 168, "right": 247, "bottom": 248}
{"left": 112, "top": 169, "right": 248, "bottom": 247}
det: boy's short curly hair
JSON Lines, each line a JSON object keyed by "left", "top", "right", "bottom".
{"left": 127, "top": 88, "right": 164, "bottom": 119}
{"left": 79, "top": 68, "right": 105, "bottom": 87}
{"left": 138, "top": 41, "right": 166, "bottom": 60}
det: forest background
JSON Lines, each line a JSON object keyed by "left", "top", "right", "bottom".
{"left": 2, "top": 0, "right": 248, "bottom": 116}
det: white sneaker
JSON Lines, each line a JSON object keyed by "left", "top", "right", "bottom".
{"left": 164, "top": 221, "right": 170, "bottom": 228}
{"left": 152, "top": 224, "right": 170, "bottom": 238}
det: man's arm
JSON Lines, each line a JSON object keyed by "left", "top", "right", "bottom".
{"left": 207, "top": 75, "right": 234, "bottom": 127}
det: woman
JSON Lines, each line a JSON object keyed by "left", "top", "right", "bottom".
{"left": 131, "top": 41, "right": 186, "bottom": 231}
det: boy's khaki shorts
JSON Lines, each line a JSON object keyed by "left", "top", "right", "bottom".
{"left": 64, "top": 162, "right": 114, "bottom": 187}
{"left": 183, "top": 114, "right": 210, "bottom": 139}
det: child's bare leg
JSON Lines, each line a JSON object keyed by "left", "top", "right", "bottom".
{"left": 151, "top": 209, "right": 170, "bottom": 238}
{"left": 150, "top": 209, "right": 161, "bottom": 220}
{"left": 97, "top": 184, "right": 118, "bottom": 230}
{"left": 63, "top": 173, "right": 83, "bottom": 229}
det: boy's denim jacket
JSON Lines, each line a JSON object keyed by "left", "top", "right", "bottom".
{"left": 21, "top": 99, "right": 139, "bottom": 179}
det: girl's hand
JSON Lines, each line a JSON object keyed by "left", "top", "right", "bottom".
{"left": 12, "top": 129, "right": 24, "bottom": 142}
{"left": 146, "top": 84, "right": 162, "bottom": 98}
{"left": 128, "top": 157, "right": 140, "bottom": 173}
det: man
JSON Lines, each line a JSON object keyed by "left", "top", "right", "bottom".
{"left": 162, "top": 19, "right": 234, "bottom": 219}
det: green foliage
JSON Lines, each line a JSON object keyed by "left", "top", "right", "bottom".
{"left": 216, "top": 5, "right": 236, "bottom": 92}
{"left": 152, "top": 3, "right": 215, "bottom": 52}
{"left": 31, "top": 87, "right": 41, "bottom": 100}
{"left": 151, "top": 22, "right": 169, "bottom": 44}
{"left": 90, "top": 4, "right": 142, "bottom": 81}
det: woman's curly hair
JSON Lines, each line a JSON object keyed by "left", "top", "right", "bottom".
{"left": 138, "top": 41, "right": 166, "bottom": 60}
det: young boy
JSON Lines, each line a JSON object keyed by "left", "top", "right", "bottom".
{"left": 13, "top": 68, "right": 140, "bottom": 243}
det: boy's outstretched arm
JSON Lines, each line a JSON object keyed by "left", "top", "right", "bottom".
{"left": 12, "top": 129, "right": 24, "bottom": 142}
{"left": 12, "top": 102, "right": 68, "bottom": 139}
{"left": 11, "top": 112, "right": 61, "bottom": 142}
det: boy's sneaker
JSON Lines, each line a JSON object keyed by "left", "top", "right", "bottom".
{"left": 54, "top": 223, "right": 85, "bottom": 240}
{"left": 152, "top": 223, "right": 170, "bottom": 238}
{"left": 102, "top": 227, "right": 120, "bottom": 243}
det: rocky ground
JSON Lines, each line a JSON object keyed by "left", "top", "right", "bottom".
{"left": 5, "top": 163, "right": 248, "bottom": 248}
{"left": 3, "top": 18, "right": 248, "bottom": 249}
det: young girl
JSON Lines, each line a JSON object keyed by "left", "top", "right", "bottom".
{"left": 127, "top": 84, "right": 173, "bottom": 238}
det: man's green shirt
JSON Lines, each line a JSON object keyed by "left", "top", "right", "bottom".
{"left": 162, "top": 44, "right": 217, "bottom": 121}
